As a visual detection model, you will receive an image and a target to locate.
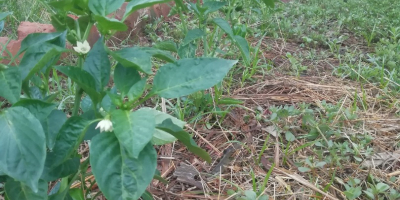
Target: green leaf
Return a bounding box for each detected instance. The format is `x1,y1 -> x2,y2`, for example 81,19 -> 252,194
139,108 -> 186,145
0,12 -> 12,21
45,116 -> 89,168
127,78 -> 147,101
140,47 -> 176,63
154,40 -> 178,52
156,119 -> 211,163
298,167 -> 311,172
111,108 -> 156,158
110,47 -> 153,74
94,15 -> 128,32
0,67 -> 21,104
123,0 -> 172,20
0,107 -> 46,192
376,182 -> 390,192
203,1 -> 227,15
69,188 -> 85,200
88,0 -> 125,16
233,35 -> 250,65
42,110 -> 67,150
178,42 -> 196,58
18,31 -> 65,55
19,43 -> 68,82
151,58 -> 237,98
212,18 -> 234,38
182,28 -> 205,46
90,133 -> 157,200
83,37 -> 111,92
55,66 -> 102,105
285,131 -> 295,142
114,63 -> 141,95
5,179 -> 48,200
262,0 -> 275,8
141,190 -> 154,200
13,99 -> 55,122
41,157 -> 79,182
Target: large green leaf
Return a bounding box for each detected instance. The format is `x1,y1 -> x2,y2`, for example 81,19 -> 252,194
111,108 -> 155,158
19,43 -> 68,82
156,119 -> 211,163
12,99 -> 55,122
137,108 -> 186,145
18,31 -> 65,55
88,0 -> 125,16
0,12 -> 12,21
140,47 -> 176,63
5,179 -> 48,200
41,157 -> 79,182
114,63 -> 141,95
123,0 -> 172,20
110,47 -> 153,74
151,58 -> 237,98
83,37 -> 111,92
182,28 -> 205,46
0,107 -> 46,192
55,66 -> 102,105
45,116 -> 90,168
0,67 -> 21,104
90,133 -> 157,200
94,15 -> 128,32
42,110 -> 67,150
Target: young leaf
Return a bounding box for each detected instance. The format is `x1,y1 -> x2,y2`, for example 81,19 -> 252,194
83,37 -> 111,92
111,108 -> 156,158
233,35 -> 250,65
140,47 -> 176,63
55,66 -> 102,105
12,99 -> 55,122
262,0 -> 275,8
154,40 -> 178,52
114,63 -> 141,95
88,0 -> 125,16
110,47 -> 153,74
182,28 -> 205,46
90,133 -> 157,200
151,58 -> 237,98
45,116 -> 90,168
156,119 -> 211,163
202,1 -> 227,15
0,67 -> 21,104
212,18 -> 234,38
127,78 -> 147,101
123,0 -> 172,20
0,107 -> 46,192
41,110 -> 67,150
94,15 -> 128,32
5,179 -> 48,200
69,188 -> 85,200
141,190 -> 154,200
178,42 -> 197,58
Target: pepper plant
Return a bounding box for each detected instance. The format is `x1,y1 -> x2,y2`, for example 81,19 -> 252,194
0,1 -> 238,199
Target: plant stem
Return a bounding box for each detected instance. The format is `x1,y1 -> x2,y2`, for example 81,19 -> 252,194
72,56 -> 84,116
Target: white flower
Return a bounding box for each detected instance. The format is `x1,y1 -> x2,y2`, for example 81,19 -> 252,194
73,40 -> 90,54
95,119 -> 113,133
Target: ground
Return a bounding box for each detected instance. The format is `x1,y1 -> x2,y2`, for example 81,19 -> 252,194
1,0 -> 400,199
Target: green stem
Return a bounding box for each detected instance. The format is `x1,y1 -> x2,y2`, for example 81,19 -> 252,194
72,56 -> 84,116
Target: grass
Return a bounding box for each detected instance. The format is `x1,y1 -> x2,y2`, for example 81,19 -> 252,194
2,0 -> 400,199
